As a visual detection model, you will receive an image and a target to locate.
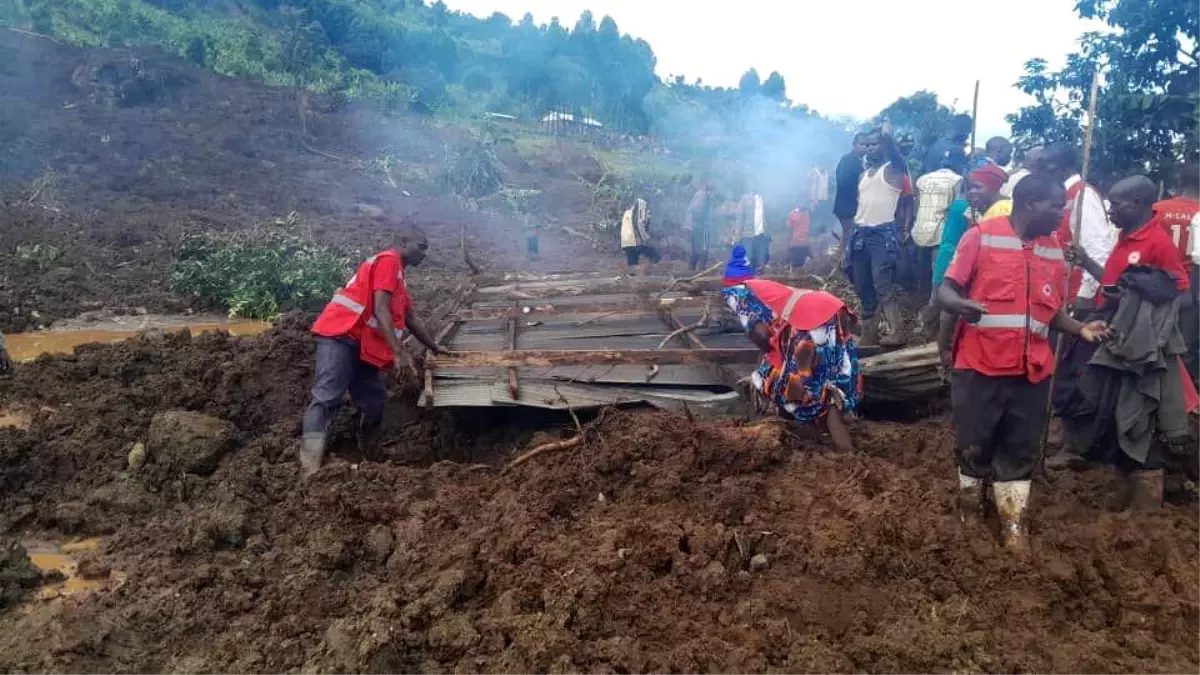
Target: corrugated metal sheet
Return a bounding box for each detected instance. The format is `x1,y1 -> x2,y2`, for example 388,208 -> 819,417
435,365 -> 743,386
430,377 -> 742,415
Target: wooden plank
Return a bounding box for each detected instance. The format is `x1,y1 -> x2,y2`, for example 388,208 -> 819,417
506,302 -> 520,399
435,348 -> 762,368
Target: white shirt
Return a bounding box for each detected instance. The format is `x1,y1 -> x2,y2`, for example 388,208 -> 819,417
1065,175 -> 1113,300
912,169 -> 962,247
753,195 -> 765,236
1000,168 -> 1030,199
855,163 -> 902,227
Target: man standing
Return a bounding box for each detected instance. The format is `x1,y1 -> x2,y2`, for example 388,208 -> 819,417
833,133 -> 868,255
300,225 -> 444,477
787,200 -> 813,273
939,174 -> 1109,552
1041,143 -> 1114,309
1064,175 -> 1191,508
1152,164 -> 1200,378
984,137 -> 1013,168
686,182 -> 715,272
620,197 -> 661,276
923,114 -> 972,176
913,153 -> 967,301
847,129 -> 907,347
1000,146 -> 1044,199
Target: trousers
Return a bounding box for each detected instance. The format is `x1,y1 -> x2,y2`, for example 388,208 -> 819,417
846,224 -> 901,317
951,369 -> 1049,482
689,226 -> 710,271
301,336 -> 386,443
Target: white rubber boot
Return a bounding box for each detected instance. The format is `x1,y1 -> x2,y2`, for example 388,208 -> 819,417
299,432 -> 326,479
993,480 -> 1032,554
957,472 -> 984,524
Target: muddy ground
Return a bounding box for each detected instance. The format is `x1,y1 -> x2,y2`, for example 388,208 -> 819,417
0,27 -> 1197,675
0,317 -> 1196,673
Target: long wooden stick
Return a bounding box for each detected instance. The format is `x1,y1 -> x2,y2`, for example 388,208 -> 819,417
1038,69 -> 1102,469
969,80 -> 980,160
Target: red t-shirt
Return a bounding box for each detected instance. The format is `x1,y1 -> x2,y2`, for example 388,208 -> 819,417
788,209 -> 811,247
1098,220 -> 1190,304
347,252 -> 411,343
1151,196 -> 1199,269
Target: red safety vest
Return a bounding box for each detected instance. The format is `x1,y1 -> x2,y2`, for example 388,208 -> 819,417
1055,179 -> 1089,301
954,218 -> 1066,383
312,250 -> 407,367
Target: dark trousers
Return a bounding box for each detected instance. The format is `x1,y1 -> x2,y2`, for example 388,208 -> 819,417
1181,266 -> 1199,381
915,245 -> 935,300
849,227 -> 898,317
789,245 -> 811,268
951,369 -> 1050,482
302,337 -> 386,442
742,234 -> 771,269
689,227 -> 710,271
624,245 -> 661,266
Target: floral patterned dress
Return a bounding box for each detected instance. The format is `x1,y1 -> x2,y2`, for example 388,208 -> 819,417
722,284 -> 861,422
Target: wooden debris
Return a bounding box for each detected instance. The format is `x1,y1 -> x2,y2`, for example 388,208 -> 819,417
436,348 -> 761,368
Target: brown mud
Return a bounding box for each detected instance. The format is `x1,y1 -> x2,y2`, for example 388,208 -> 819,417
0,28 -> 1196,675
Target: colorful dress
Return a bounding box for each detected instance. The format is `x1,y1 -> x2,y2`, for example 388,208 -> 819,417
722,284 -> 861,422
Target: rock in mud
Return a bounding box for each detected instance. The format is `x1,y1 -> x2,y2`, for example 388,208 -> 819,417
148,410 -> 235,476
76,554 -> 112,580
0,541 -> 46,609
749,553 -> 770,572
127,441 -> 147,472
364,525 -> 394,565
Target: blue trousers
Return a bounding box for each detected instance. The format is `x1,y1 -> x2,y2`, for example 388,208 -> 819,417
301,337 -> 385,441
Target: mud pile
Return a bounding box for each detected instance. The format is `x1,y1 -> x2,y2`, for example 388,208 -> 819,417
0,323 -> 1195,673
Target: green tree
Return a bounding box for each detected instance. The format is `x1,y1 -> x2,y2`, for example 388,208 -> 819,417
1008,0 -> 1198,185
760,71 -> 787,102
738,68 -> 761,96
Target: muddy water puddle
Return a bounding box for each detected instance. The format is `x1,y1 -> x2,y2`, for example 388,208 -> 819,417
7,316 -> 270,361
24,537 -> 126,601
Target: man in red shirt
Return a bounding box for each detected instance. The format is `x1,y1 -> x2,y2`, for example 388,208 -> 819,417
300,225 -> 443,477
1152,164 -> 1199,378
787,202 -> 812,272
1066,175 -> 1190,306
939,174 -> 1109,553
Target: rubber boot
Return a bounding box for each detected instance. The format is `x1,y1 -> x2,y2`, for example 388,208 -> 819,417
957,472 -> 984,525
1128,469 -> 1164,513
859,314 -> 880,347
357,418 -> 383,460
879,299 -> 907,347
299,433 -> 326,479
993,480 -> 1032,554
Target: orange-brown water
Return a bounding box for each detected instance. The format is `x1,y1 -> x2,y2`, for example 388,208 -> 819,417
6,320 -> 270,361
25,537 -> 126,600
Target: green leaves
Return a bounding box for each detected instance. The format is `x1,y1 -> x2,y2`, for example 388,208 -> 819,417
170,217 -> 351,320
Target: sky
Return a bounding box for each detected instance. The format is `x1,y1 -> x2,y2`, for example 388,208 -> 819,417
444,0 -> 1104,140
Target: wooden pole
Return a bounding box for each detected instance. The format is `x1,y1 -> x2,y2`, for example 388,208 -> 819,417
969,80 -> 980,162
1038,69 -> 1102,470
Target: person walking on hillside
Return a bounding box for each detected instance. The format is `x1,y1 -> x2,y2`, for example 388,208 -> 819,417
1042,142 -> 1115,311
299,225 -> 444,478
939,174 -> 1110,552
686,182 -> 715,272
620,197 -> 660,275
787,200 -> 813,273
833,133 -> 868,257
845,129 -> 907,347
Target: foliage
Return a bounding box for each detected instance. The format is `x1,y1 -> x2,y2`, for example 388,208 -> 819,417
170,213 -> 351,319
1007,0 -> 1199,186
15,243 -> 61,271
876,91 -> 958,156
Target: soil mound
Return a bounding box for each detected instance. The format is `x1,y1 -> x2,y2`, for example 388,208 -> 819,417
0,325 -> 1195,673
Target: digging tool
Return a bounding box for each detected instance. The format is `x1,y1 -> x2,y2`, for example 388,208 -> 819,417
1037,69 -> 1102,474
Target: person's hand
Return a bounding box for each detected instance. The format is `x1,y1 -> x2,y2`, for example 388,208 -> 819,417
0,348 -> 11,375
1064,244 -> 1090,268
938,346 -> 954,373
951,299 -> 988,323
1079,320 -> 1113,344
394,351 -> 421,380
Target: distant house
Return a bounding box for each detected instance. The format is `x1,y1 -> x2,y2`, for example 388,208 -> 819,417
540,111 -> 603,136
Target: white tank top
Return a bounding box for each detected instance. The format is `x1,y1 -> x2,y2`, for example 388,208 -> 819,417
854,162 -> 902,227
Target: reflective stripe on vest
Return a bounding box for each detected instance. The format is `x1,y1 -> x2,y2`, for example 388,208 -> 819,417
981,234 -> 1063,262
781,288 -> 805,321
975,314 -> 1049,338
330,292 -> 365,315
366,316 -> 405,339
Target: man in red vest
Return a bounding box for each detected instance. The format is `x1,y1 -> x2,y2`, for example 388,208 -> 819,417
938,174 -> 1110,553
299,225 -> 443,477
1041,143 -> 1113,310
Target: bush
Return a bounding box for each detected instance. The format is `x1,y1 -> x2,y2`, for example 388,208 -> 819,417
170,214 -> 352,319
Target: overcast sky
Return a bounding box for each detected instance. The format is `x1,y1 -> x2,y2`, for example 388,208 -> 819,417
444,0 -> 1103,140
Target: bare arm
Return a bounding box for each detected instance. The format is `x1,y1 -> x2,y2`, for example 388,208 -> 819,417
1049,307 -> 1084,337
405,306 -> 442,354
936,280 -> 986,320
